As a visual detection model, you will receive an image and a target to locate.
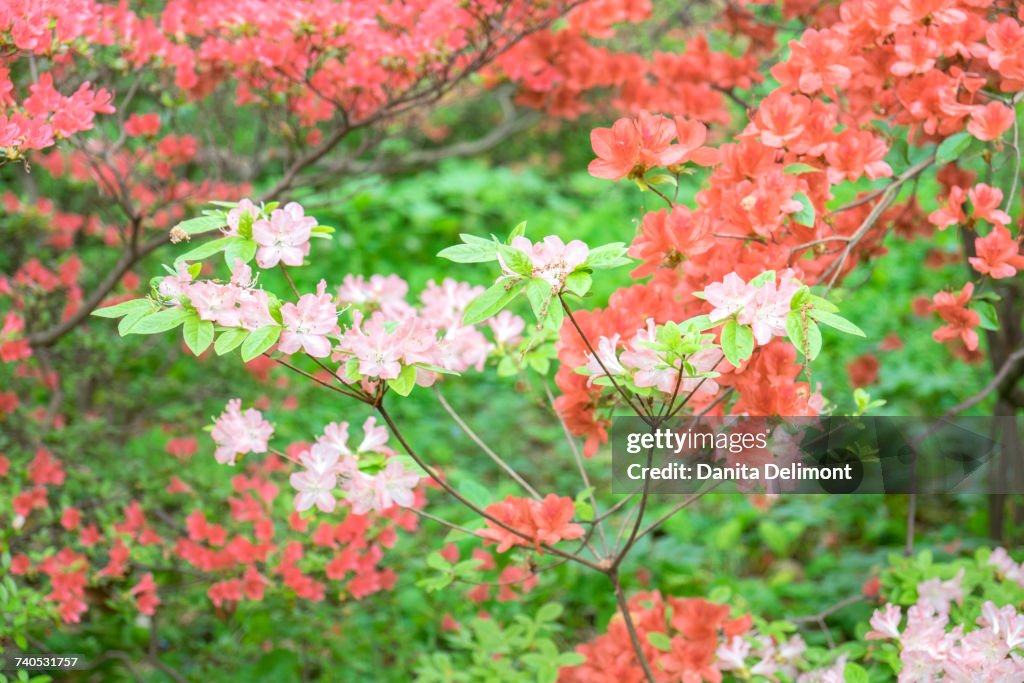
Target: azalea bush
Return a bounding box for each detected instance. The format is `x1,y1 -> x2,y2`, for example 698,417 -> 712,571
3,0 -> 1024,680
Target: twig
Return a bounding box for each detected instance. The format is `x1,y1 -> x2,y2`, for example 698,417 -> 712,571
434,386 -> 542,501
611,571 -> 657,683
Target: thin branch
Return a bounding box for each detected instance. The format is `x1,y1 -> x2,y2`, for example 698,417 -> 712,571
434,386 -> 542,501
611,571 -> 657,683
559,295 -> 651,421
376,403 -> 605,572
544,382 -> 609,554
941,347 -> 1024,418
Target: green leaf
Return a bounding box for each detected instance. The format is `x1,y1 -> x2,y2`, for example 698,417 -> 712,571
749,270 -> 776,288
126,307 -> 193,335
936,132 -> 971,164
536,604 -> 564,622
214,328 -> 249,356
91,298 -> 151,319
240,325 -> 282,362
558,653 -> 586,667
585,243 -> 631,270
525,277 -> 553,322
387,364 -> 417,397
498,243 -> 533,276
463,280 -> 526,326
720,319 -> 754,366
507,220 -> 527,242
646,173 -> 677,187
224,238 -> 258,267
784,162 -> 821,175
681,314 -> 716,332
974,301 -> 999,331
564,271 -> 592,298
786,311 -> 823,360
808,294 -> 839,312
174,214 -> 225,236
182,315 -> 214,356
646,632 -> 673,652
173,236 -> 236,266
792,192 -> 816,227
809,309 -> 866,337
118,306 -> 151,336
843,663 -> 869,683
459,478 -> 492,509
438,235 -> 499,263
426,552 -> 451,571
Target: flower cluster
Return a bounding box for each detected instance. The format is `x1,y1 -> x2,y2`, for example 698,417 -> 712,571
581,318 -> 721,396
588,111 -> 718,181
561,591 -> 758,683
704,270 -> 804,346
867,579 -> 1024,680
478,494 -> 585,553
288,417 -> 419,517
211,399 -> 275,466
931,282 -> 982,352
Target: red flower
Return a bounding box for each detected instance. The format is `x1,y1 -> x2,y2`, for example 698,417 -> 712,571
932,283 -> 981,351
928,185 -> 967,230
478,494 -> 583,553
969,225 -> 1024,279
847,353 -> 880,388
966,102 -> 1014,141
629,206 -> 713,277
589,117 -> 643,180
967,184 -> 1011,226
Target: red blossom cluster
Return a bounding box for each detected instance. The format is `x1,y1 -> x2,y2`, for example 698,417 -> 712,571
2,434 -> 423,624
553,0 -> 1023,454
478,494 -> 585,553
560,591 -> 753,683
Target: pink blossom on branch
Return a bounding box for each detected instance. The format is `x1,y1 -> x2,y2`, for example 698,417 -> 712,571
279,280 -> 339,358
252,202 -> 316,268
211,399 -> 274,466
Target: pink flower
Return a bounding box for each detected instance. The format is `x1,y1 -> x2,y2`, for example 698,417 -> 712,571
290,468 -> 337,513
979,601 -> 1024,649
344,461 -> 419,514
503,235 -> 589,288
317,422 -> 352,457
866,603 -> 903,640
617,319 -> 720,395
237,289 -> 276,330
211,399 -> 274,466
357,416 -> 391,454
488,311 -> 525,345
252,202 -> 315,268
704,272 -> 755,322
158,264 -> 194,299
188,282 -> 242,327
420,279 -> 485,329
584,333 -> 625,386
916,568 -> 964,615
337,274 -> 412,317
279,280 -> 338,358
738,273 -> 802,345
297,443 -> 343,477
225,199 -> 259,237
